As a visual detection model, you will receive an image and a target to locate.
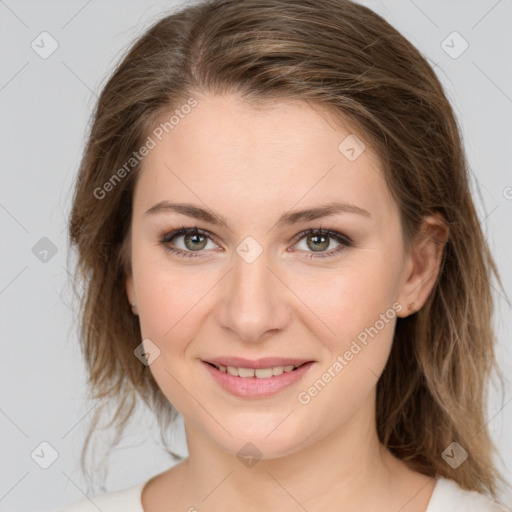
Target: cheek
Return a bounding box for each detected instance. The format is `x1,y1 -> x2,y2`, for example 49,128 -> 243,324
135,266 -> 209,345
133,261 -> 213,417
290,254 -> 402,349
287,256 -> 401,409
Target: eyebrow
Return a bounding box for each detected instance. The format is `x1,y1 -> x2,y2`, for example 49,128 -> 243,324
144,201 -> 371,230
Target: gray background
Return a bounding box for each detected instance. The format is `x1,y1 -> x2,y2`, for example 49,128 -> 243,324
0,1 -> 511,510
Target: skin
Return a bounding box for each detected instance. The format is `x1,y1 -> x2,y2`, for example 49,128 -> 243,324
125,92 -> 448,512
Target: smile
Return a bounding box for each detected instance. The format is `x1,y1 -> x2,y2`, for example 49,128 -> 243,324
201,359 -> 315,398
207,362 -> 302,378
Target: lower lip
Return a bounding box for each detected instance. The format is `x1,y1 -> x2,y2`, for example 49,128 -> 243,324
201,361 -> 315,399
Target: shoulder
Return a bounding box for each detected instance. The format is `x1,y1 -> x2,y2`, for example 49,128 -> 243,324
427,477 -> 506,512
56,481 -> 146,512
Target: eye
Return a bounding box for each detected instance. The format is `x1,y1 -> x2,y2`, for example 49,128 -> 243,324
160,226 -> 219,258
290,228 -> 352,259
159,226 -> 352,259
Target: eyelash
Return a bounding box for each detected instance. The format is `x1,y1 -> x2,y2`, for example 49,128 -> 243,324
159,225 -> 352,260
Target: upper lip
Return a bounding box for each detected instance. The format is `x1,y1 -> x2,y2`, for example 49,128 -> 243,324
202,356 -> 314,369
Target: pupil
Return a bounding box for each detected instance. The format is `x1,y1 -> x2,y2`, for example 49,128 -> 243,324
309,235 -> 328,251
186,233 -> 207,250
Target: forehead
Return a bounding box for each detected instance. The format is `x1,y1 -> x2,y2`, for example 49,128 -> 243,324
134,93 -> 396,225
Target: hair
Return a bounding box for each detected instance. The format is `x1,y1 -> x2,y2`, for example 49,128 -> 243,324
67,0 -> 507,498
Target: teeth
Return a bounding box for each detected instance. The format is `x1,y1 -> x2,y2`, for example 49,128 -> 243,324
227,365 -> 238,376
216,364 -> 301,378
238,367 -> 255,378
255,368 -> 273,378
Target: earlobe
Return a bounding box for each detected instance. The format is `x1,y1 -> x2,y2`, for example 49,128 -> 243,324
396,214 -> 449,318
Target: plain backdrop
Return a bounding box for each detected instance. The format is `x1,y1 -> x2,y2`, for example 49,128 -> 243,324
0,1 -> 511,510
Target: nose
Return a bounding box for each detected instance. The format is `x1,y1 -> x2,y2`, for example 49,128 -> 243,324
214,248 -> 292,343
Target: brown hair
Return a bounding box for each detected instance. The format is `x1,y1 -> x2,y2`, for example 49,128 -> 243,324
67,0 -> 506,497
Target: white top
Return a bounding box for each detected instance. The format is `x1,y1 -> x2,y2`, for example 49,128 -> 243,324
57,476 -> 506,511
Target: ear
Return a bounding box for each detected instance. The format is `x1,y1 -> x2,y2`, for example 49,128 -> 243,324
125,271 -> 136,306
121,229 -> 137,311
396,214 -> 449,318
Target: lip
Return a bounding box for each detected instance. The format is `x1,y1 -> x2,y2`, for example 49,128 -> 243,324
203,356 -> 313,369
201,359 -> 315,399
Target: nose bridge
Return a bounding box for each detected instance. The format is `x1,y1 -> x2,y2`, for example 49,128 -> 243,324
216,240 -> 290,341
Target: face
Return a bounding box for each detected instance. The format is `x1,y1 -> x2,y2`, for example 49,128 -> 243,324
125,93 -> 424,459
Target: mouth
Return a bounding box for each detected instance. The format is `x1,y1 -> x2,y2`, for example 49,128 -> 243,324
204,361 -> 307,378
201,357 -> 315,398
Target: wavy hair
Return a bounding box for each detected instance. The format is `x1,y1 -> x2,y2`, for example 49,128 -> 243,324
67,0 -> 506,497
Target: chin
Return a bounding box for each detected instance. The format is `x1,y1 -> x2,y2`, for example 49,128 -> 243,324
203,414 -> 316,461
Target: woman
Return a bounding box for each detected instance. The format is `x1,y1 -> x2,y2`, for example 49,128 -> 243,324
62,0 -> 508,510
